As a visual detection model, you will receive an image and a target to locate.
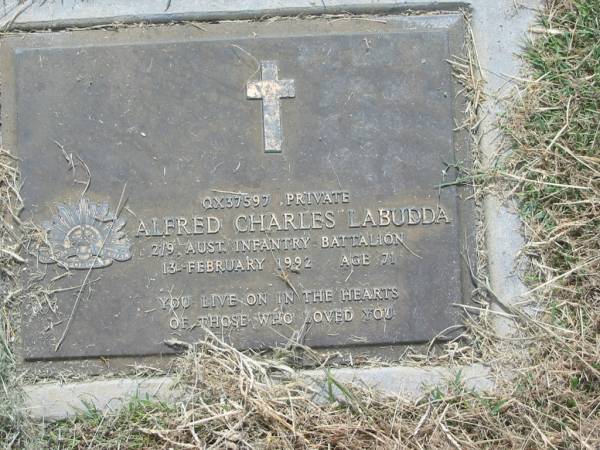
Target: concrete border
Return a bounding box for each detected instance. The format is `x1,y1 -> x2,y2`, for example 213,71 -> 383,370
470,0 -> 539,335
22,365 -> 494,420
5,0 -> 539,421
23,376 -> 177,422
304,364 -> 495,400
0,1 -> 469,30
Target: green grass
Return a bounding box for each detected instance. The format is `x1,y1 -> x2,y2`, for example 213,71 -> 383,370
506,0 -> 599,280
0,332 -> 18,447
0,328 -> 36,450
44,396 -> 177,449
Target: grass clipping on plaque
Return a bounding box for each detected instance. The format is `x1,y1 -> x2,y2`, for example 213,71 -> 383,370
4,1 -> 600,448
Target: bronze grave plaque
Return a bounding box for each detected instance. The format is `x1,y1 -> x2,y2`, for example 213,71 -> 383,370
1,14 -> 473,366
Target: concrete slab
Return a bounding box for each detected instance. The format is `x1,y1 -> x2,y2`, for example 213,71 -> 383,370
304,364 -> 494,400
4,14 -> 472,364
5,0 -> 541,421
22,365 -> 493,421
0,1 -> 468,30
22,376 -> 177,422
470,0 -> 540,334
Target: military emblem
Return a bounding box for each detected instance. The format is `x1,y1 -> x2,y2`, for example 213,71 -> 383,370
38,198 -> 132,269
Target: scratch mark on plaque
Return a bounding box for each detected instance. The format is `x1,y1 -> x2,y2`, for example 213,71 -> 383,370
437,164 -> 451,207
145,275 -> 153,289
124,206 -> 138,219
331,16 -> 387,24
233,161 -> 241,173
211,189 -> 248,195
327,152 -> 342,189
399,237 -> 422,259
175,237 -> 184,251
45,320 -> 64,332
345,266 -> 354,283
344,91 -> 354,106
230,44 -> 260,75
211,161 -> 224,173
186,22 -> 207,32
54,140 -> 72,166
146,57 -> 154,73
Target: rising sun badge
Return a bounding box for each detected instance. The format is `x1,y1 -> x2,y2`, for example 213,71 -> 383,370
38,198 -> 132,269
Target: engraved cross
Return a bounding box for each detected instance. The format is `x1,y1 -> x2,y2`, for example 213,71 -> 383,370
247,61 -> 295,153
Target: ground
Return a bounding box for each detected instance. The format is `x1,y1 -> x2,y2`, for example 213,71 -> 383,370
1,0 -> 599,448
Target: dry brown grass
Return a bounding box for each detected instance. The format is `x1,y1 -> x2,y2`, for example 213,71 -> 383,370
38,333 -> 532,449
0,140 -> 37,448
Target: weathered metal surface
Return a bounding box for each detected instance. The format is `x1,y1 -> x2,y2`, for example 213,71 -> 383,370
1,15 -> 471,367
247,60 -> 296,153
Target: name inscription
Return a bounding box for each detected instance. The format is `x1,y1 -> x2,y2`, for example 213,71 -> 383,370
131,189 -> 451,337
